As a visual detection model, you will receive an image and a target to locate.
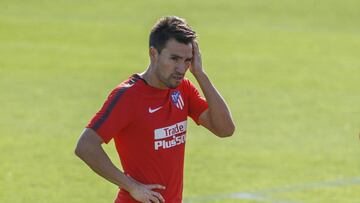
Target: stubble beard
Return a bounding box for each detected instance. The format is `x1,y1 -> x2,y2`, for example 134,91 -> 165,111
155,68 -> 180,89
163,76 -> 179,89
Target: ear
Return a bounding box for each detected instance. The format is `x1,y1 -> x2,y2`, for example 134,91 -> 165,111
149,47 -> 159,63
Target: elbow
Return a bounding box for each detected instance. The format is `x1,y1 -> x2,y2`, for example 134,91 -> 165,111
74,141 -> 86,159
75,144 -> 89,163
74,144 -> 82,158
215,123 -> 235,138
74,128 -> 103,160
217,130 -> 235,138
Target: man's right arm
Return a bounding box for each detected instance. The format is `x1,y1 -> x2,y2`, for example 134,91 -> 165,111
74,128 -> 165,203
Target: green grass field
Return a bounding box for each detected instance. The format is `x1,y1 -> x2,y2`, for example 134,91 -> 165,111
1,0 -> 359,202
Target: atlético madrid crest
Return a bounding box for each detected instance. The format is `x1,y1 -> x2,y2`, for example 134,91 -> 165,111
171,91 -> 184,110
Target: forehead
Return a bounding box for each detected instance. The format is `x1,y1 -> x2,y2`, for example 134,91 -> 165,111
162,38 -> 193,58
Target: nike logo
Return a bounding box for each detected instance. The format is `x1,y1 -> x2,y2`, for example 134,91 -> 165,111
149,106 -> 163,113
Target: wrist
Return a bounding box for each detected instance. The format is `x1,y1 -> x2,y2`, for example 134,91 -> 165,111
120,174 -> 139,193
127,181 -> 138,194
191,68 -> 206,79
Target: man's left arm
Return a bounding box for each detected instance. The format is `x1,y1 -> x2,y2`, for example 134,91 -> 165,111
191,41 -> 235,137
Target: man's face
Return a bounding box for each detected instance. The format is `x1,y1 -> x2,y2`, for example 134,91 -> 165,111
153,38 -> 193,89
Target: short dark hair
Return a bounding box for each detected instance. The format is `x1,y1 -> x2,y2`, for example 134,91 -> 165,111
149,16 -> 197,53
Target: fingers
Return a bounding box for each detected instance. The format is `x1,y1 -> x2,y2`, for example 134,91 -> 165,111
152,191 -> 165,203
192,40 -> 199,51
147,184 -> 166,190
146,184 -> 165,203
130,183 -> 166,203
192,41 -> 201,58
148,195 -> 160,203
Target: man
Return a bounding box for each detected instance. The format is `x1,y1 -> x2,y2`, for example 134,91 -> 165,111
75,16 -> 235,203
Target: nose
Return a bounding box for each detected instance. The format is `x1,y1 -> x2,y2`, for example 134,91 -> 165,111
175,62 -> 188,74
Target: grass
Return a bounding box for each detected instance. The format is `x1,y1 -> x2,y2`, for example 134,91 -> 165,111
1,0 -> 359,202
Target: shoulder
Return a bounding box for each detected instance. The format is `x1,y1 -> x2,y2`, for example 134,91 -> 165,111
106,74 -> 142,104
114,74 -> 142,93
180,78 -> 196,89
179,78 -> 199,94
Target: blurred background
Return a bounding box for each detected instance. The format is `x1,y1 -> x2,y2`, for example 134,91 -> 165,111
1,0 -> 359,202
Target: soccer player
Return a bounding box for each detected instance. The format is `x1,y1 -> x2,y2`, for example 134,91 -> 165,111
75,16 -> 235,203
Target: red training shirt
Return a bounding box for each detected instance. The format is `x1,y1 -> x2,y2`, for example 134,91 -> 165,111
87,74 -> 208,203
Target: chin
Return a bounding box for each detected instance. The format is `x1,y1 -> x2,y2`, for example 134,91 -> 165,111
166,82 -> 180,89
167,84 -> 179,89
164,77 -> 182,89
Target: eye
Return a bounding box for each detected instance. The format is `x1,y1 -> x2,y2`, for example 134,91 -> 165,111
171,57 -> 179,61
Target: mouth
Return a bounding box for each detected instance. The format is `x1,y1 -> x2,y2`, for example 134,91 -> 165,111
172,74 -> 184,81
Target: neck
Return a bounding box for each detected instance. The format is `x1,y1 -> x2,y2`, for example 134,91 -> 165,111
140,65 -> 168,89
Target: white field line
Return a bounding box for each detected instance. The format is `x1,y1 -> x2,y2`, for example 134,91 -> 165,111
256,177 -> 360,194
184,177 -> 360,203
184,192 -> 300,203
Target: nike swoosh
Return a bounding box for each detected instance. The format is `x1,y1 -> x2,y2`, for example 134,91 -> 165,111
149,106 -> 163,113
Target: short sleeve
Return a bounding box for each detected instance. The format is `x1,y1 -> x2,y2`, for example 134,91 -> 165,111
86,86 -> 134,143
186,79 -> 208,125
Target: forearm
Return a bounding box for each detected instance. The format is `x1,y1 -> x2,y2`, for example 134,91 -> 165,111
75,133 -> 135,192
194,70 -> 235,136
75,129 -> 166,203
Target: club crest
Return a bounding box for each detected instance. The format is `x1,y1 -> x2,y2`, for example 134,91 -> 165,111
171,91 -> 184,110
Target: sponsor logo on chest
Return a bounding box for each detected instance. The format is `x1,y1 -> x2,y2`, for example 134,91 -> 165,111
154,121 -> 187,150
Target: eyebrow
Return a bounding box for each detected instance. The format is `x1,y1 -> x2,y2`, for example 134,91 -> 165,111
170,54 -> 193,61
